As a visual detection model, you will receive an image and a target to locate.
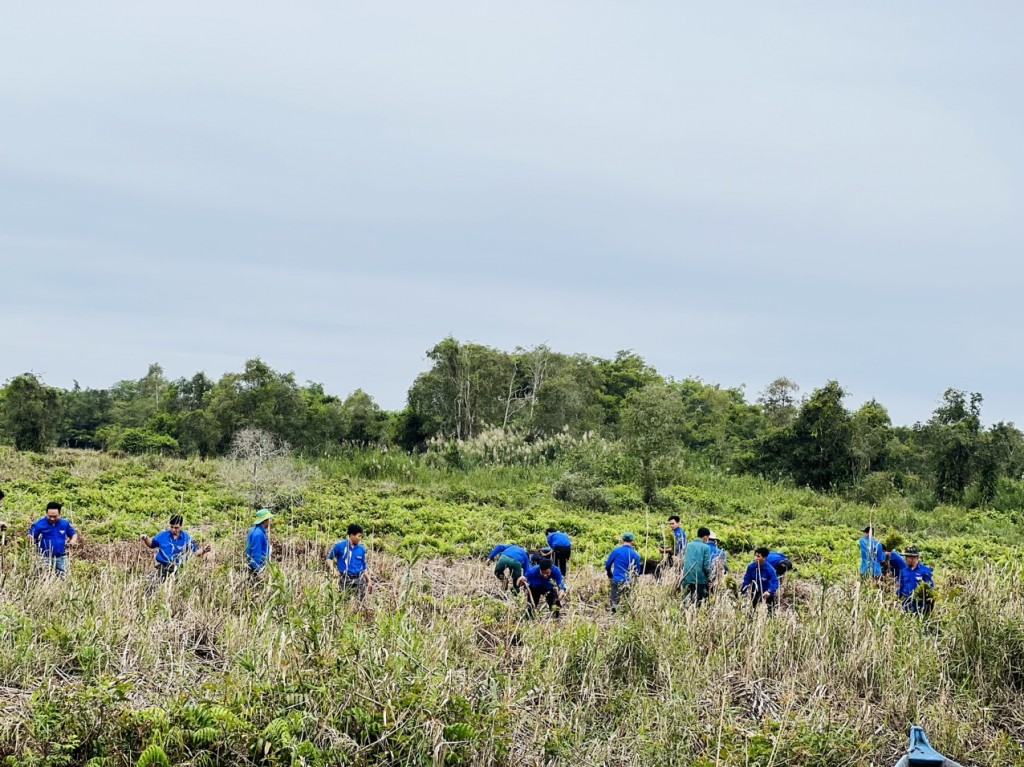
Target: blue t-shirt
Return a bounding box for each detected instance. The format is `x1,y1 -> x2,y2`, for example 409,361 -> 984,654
150,530 -> 198,565
490,544 -> 530,570
605,545 -> 642,583
245,525 -> 270,570
329,540 -> 368,576
522,564 -> 566,592
859,536 -> 884,576
29,518 -> 77,557
546,532 -> 572,549
898,562 -> 934,599
709,542 -> 728,570
742,561 -> 780,596
672,527 -> 687,556
766,551 -> 787,569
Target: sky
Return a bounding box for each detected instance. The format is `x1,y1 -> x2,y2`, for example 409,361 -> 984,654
2,2 -> 1022,427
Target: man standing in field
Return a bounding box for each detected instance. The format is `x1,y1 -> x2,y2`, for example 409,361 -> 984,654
328,523 -> 373,600
517,558 -> 567,619
545,527 -> 572,576
707,531 -> 728,586
898,546 -> 935,615
668,516 -> 687,562
29,502 -> 78,579
487,543 -> 531,594
859,526 -> 884,578
605,532 -> 642,613
140,514 -> 211,580
741,547 -> 780,613
680,527 -> 713,606
245,508 -> 273,578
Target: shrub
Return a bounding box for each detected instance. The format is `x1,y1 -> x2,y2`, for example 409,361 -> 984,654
552,472 -> 611,512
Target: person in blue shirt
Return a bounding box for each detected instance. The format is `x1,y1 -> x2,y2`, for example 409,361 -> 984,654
766,550 -> 793,578
328,523 -> 373,600
545,527 -> 573,575
516,559 -> 567,619
140,514 -> 211,581
859,526 -> 884,578
668,516 -> 687,563
898,546 -> 934,615
882,545 -> 907,586
605,532 -> 643,613
488,544 -> 531,594
29,502 -> 79,579
245,508 -> 274,578
707,531 -> 728,587
741,547 -> 780,613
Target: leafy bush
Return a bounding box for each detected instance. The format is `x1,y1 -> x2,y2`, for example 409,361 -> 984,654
552,472 -> 611,512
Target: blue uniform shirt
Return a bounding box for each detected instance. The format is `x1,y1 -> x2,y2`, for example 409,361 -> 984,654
245,524 -> 270,571
859,536 -> 884,576
150,530 -> 198,565
742,561 -> 780,596
29,518 -> 77,557
887,551 -> 907,579
546,531 -> 572,549
710,542 -> 728,571
766,551 -> 786,568
672,526 -> 687,556
898,562 -> 934,599
605,545 -> 642,583
522,564 -> 566,592
489,544 -> 530,570
329,540 -> 368,576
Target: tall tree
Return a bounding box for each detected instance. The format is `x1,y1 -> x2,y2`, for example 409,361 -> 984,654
620,383 -> 687,503
0,374 -> 61,452
787,381 -> 853,491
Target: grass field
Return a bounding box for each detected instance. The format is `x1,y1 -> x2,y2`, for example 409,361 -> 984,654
0,447 -> 1022,766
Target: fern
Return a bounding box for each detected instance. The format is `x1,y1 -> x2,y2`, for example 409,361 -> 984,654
136,744 -> 171,767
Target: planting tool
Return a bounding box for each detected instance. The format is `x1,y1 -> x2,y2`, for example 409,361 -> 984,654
893,726 -> 962,767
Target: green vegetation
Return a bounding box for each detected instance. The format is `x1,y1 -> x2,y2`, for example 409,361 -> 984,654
0,446 -> 1022,764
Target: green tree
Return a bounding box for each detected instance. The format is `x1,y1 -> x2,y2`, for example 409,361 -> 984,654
57,383 -> 113,448
595,351 -> 663,429
850,400 -> 893,484
339,389 -> 388,444
787,381 -> 853,491
619,383 -> 687,503
757,377 -> 801,428
929,389 -> 983,504
0,374 -> 61,452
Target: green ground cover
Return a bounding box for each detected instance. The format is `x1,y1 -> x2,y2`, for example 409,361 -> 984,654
0,448 -> 1022,765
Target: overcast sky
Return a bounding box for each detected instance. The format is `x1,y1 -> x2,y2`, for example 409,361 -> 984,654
2,3 -> 1021,426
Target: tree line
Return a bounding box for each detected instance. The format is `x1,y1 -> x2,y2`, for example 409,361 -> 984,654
2,337 -> 1022,508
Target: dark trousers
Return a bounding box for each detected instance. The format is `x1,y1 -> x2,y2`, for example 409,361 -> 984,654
156,562 -> 179,581
339,573 -> 368,600
552,546 -> 571,576
773,559 -> 794,577
751,591 -> 776,613
610,580 -> 630,613
526,586 -> 560,616
685,582 -> 709,607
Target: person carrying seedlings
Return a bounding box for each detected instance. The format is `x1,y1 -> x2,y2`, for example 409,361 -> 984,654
859,526 -> 884,578
881,544 -> 907,584
245,508 -> 274,578
605,532 -> 642,613
545,527 -> 572,575
680,527 -> 713,606
766,550 -> 794,578
741,547 -> 780,613
898,546 -> 935,615
517,558 -> 567,619
140,514 -> 211,581
28,502 -> 79,579
707,531 -> 728,585
328,523 -> 373,600
668,516 -> 687,561
487,543 -> 531,594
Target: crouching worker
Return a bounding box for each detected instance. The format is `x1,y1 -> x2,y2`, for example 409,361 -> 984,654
517,559 -> 567,619
488,544 -> 531,594
898,546 -> 934,615
741,548 -> 780,613
328,523 -> 373,600
606,532 -> 642,613
140,514 -> 211,581
766,550 -> 794,578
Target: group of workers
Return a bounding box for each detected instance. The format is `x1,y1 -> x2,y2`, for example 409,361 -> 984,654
0,489 -> 935,616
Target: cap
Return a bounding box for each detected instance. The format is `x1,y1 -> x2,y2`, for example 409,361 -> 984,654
904,546 -> 921,557
708,531 -> 718,541
254,508 -> 274,523
622,532 -> 636,542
